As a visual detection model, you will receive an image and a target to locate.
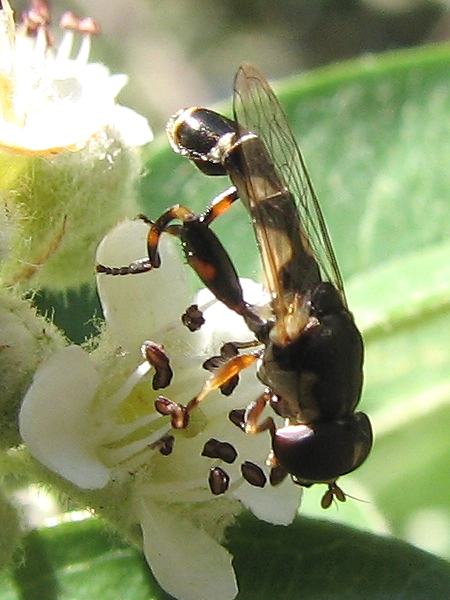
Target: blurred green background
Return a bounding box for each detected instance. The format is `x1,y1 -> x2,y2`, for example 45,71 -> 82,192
13,0 -> 450,128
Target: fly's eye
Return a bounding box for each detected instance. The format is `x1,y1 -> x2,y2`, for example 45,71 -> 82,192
272,412 -> 372,483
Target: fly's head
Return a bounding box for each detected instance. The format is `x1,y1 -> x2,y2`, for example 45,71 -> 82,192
167,107 -> 239,176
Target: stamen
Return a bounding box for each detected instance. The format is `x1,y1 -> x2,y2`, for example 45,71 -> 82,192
181,304 -> 205,332
150,434 -> 174,456
59,11 -> 99,66
228,408 -> 246,430
99,360 -> 152,414
59,11 -> 79,31
55,29 -> 73,62
155,396 -> 189,429
75,33 -> 91,66
22,0 -> 51,37
241,461 -> 267,488
78,17 -> 100,36
269,464 -> 288,486
100,424 -> 172,466
95,409 -> 162,445
208,467 -> 230,495
33,22 -> 48,66
201,438 -> 237,464
202,342 -> 242,396
141,341 -> 173,390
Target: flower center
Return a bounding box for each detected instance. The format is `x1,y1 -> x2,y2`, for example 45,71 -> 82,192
91,361 -> 167,468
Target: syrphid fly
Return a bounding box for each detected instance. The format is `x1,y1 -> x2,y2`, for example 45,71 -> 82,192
97,64 -> 372,508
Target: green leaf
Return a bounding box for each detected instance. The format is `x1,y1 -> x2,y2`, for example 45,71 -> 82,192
229,514 -> 450,599
3,519 -> 171,600
2,516 -> 450,600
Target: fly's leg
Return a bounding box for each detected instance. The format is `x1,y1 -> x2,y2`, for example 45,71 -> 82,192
186,352 -> 259,413
203,340 -> 263,396
96,187 -> 265,331
200,186 -> 240,224
95,186 -> 239,279
230,390 -> 289,486
243,390 -> 276,436
145,186 -> 239,267
154,351 -> 260,429
96,257 -> 153,276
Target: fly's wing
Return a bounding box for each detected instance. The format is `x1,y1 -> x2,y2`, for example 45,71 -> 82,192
232,63 -> 346,312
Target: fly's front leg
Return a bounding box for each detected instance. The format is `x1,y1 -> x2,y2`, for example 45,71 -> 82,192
145,186 -> 238,268
96,188 -> 266,335
95,208 -> 192,275
145,205 -> 195,268
97,188 -> 257,318
199,186 -> 239,225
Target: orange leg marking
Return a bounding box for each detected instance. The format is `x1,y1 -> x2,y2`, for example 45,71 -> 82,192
186,353 -> 258,413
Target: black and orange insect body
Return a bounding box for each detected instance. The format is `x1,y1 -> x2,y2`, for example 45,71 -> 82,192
166,64 -> 372,507
97,64 -> 372,507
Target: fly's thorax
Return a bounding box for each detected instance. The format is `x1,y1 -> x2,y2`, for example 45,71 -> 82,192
310,281 -> 345,316
225,135 -> 289,212
269,292 -> 315,347
256,336 -> 322,424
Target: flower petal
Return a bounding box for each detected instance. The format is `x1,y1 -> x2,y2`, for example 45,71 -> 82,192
232,475 -> 302,526
19,346 -> 110,489
96,220 -> 191,352
199,396 -> 302,525
192,279 -> 270,357
110,105 -> 154,146
139,499 -> 238,600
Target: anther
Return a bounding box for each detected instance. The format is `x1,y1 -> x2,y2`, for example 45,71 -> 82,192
269,464 -> 288,486
228,409 -> 246,430
142,341 -> 173,390
208,467 -> 230,495
150,434 -> 174,456
154,396 -> 189,429
181,304 -> 205,332
22,0 -> 51,40
203,343 -> 240,396
60,12 -> 100,35
201,438 -> 237,464
241,461 -> 267,488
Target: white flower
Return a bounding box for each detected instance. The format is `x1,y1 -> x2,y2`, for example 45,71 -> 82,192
0,0 -> 152,155
19,219 -> 302,600
0,1 -> 153,289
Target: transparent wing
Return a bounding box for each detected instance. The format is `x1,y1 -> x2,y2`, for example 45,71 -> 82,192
232,63 -> 346,309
